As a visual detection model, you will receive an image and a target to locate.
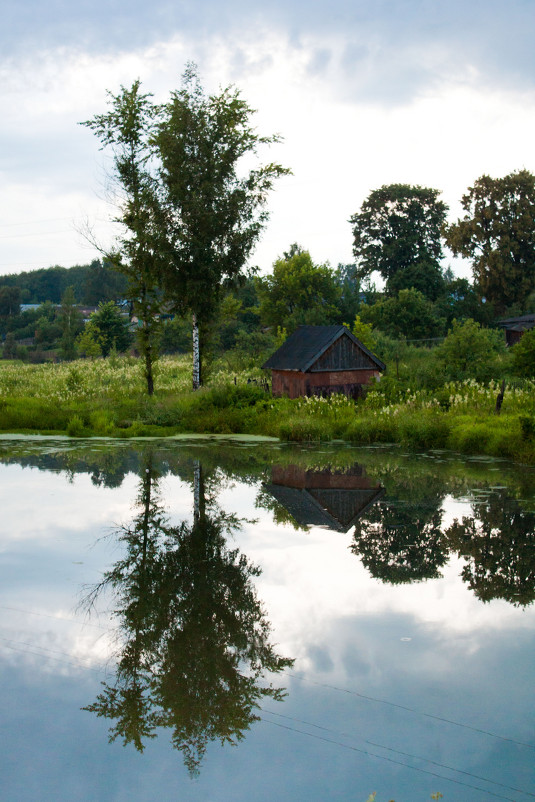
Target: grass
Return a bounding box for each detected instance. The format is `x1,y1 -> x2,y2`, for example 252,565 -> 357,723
0,355 -> 534,462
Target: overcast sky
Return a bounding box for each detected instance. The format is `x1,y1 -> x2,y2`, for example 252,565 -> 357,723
2,0 -> 535,280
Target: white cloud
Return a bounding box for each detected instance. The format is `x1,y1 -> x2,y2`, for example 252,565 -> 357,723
1,25 -> 535,277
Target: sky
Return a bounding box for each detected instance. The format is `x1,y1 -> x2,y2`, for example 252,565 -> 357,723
2,0 -> 535,281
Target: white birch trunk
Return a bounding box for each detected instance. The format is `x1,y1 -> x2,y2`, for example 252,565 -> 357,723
193,460 -> 201,524
192,312 -> 200,390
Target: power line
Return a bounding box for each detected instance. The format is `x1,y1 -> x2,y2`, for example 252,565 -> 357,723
0,604 -> 108,630
285,671 -> 535,751
260,717 -> 519,802
262,708 -> 535,799
0,637 -> 107,674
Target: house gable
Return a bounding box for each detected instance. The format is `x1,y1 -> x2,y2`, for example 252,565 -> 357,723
262,325 -> 385,373
308,332 -> 379,372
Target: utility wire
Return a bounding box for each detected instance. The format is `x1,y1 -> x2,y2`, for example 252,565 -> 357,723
0,637 -> 106,674
286,671 -> 535,751
0,605 -> 108,629
262,708 -> 535,799
260,717 -> 519,802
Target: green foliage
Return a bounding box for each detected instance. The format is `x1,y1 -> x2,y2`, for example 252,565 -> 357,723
256,248 -> 342,332
444,169 -> 535,313
519,414 -> 535,440
0,260 -> 127,306
278,418 -> 330,442
352,314 -> 377,351
89,302 -> 132,356
67,414 -> 86,437
0,285 -> 21,316
435,277 -> 492,327
432,318 -> 505,381
360,288 -> 444,340
511,328 -> 535,377
59,285 -> 83,360
0,355 -> 534,462
350,183 -> 448,298
76,324 -> 103,358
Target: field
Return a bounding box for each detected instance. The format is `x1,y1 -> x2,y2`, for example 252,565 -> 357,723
1,354 -> 535,462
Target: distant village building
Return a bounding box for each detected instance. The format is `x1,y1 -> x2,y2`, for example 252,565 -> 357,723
497,314 -> 535,346
262,324 -> 386,399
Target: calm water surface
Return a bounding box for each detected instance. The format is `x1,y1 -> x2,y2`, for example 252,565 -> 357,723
0,437 -> 534,802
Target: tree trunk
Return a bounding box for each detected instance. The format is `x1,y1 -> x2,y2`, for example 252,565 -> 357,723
192,312 -> 201,390
193,460 -> 205,524
495,379 -> 506,414
145,345 -> 154,396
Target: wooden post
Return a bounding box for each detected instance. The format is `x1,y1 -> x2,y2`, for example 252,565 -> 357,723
495,379 -> 506,415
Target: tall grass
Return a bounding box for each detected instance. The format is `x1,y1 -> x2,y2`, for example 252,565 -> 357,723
0,356 -> 534,462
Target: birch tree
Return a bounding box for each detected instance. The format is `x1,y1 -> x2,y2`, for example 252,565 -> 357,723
81,82 -> 163,395
155,64 -> 290,389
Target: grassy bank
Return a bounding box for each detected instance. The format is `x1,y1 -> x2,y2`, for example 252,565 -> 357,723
1,355 -> 534,462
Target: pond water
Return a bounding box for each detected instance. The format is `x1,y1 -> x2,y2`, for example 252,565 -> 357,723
0,437 -> 534,802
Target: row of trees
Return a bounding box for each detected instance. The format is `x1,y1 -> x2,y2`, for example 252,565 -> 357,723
0,260 -> 127,306
350,172 -> 535,315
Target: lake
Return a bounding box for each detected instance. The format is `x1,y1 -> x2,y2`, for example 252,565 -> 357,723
0,436 -> 534,802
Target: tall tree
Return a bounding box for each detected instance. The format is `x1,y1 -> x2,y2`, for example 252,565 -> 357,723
89,300 -> 132,356
59,285 -> 82,360
256,248 -> 342,333
154,64 -> 290,389
444,170 -> 535,314
0,286 -> 21,317
350,184 -> 448,299
359,287 -> 444,340
82,82 -> 163,394
83,451 -> 293,774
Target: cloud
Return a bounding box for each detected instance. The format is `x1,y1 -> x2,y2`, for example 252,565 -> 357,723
4,0 -> 535,101
2,3 -> 535,276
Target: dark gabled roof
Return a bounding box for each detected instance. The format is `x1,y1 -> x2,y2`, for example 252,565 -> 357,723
263,483 -> 385,533
497,313 -> 535,329
261,325 -> 386,371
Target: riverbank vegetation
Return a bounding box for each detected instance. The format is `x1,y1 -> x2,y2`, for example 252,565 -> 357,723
1,342 -> 534,462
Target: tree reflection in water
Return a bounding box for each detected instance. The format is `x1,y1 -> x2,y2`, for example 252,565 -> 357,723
83,450 -> 293,775
446,488 -> 535,606
351,501 -> 449,584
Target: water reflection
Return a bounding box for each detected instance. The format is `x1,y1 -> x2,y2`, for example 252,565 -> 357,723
446,488 -> 535,606
82,449 -> 293,775
259,463 -> 384,532
352,501 -> 449,584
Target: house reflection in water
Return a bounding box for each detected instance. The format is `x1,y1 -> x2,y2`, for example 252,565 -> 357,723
263,464 -> 384,533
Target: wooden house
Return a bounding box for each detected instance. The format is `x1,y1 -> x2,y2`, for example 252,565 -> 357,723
497,313 -> 535,346
263,463 -> 385,533
262,324 -> 385,399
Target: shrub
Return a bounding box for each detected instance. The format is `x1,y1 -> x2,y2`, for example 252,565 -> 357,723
433,319 -> 505,382
399,411 -> 451,449
278,418 -> 330,441
511,329 -> 535,377
67,415 -> 85,437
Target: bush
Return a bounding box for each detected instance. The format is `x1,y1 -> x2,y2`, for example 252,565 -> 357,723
399,411 -> 451,449
278,418 -> 330,441
511,329 -> 535,377
67,415 -> 85,437
433,319 -> 505,382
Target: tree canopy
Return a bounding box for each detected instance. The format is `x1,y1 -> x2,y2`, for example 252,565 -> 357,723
359,287 -> 443,340
83,64 -> 289,391
256,247 -> 342,333
154,64 -> 290,388
350,184 -> 448,298
444,169 -> 535,314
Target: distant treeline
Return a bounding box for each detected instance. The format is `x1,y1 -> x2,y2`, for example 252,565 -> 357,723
0,259 -> 128,305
